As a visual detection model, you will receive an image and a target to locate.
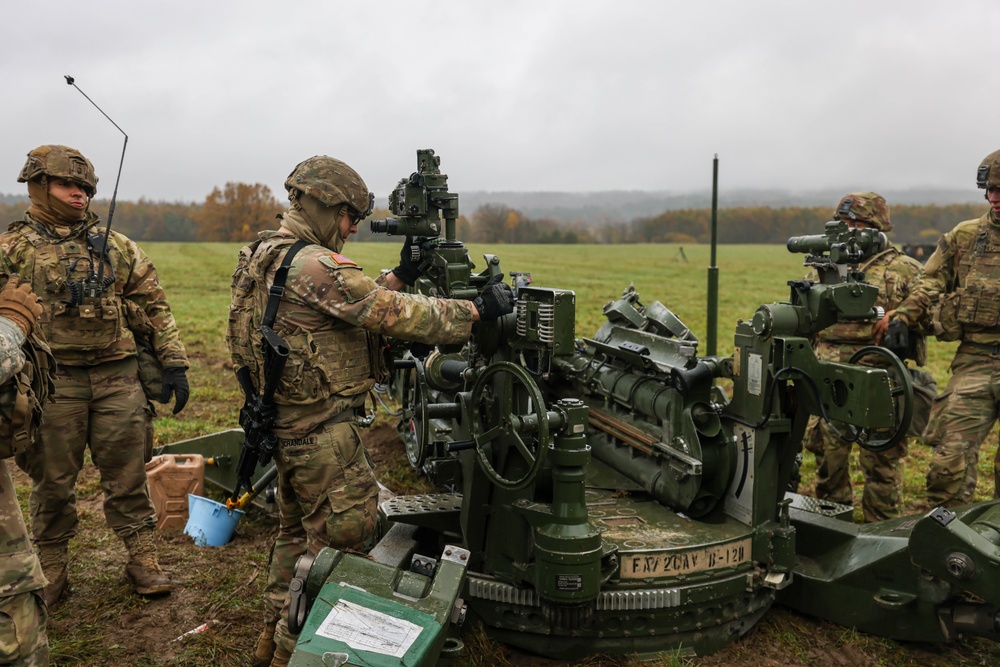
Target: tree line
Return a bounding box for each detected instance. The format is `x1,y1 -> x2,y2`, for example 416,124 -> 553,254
0,184 -> 988,245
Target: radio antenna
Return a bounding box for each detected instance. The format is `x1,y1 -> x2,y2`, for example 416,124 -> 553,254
63,75 -> 127,291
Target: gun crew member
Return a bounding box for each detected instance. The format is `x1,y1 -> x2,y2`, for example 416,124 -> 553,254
887,149 -> 1000,507
805,192 -> 935,521
0,275 -> 51,667
228,156 -> 513,667
0,145 -> 190,606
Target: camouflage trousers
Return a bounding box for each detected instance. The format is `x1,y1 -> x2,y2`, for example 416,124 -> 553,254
805,416 -> 908,522
16,357 -> 157,545
0,460 -> 48,666
265,419 -> 378,658
0,592 -> 48,666
923,351 -> 1000,507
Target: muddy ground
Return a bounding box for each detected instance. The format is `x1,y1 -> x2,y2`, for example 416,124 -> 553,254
16,423 -> 997,667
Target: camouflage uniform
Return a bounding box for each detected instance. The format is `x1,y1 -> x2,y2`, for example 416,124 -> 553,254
0,312 -> 50,666
895,210 -> 1000,506
0,459 -> 48,667
1,145 -> 189,603
230,229 -> 475,661
805,247 -> 925,521
804,193 -> 931,522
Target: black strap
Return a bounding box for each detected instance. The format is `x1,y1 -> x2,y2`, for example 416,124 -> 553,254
262,240 -> 309,329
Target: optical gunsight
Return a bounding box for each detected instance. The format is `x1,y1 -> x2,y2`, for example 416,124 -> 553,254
787,220 -> 887,264
369,148 -> 458,239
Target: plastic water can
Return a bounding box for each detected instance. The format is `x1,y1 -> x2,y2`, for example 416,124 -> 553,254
146,454 -> 205,531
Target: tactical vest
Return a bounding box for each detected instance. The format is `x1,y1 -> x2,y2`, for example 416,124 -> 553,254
0,332 -> 55,460
13,224 -> 123,352
228,236 -> 374,410
953,217 -> 1000,330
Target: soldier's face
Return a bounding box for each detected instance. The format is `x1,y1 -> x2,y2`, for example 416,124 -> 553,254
48,178 -> 88,209
337,210 -> 359,243
986,187 -> 1000,216
844,220 -> 871,230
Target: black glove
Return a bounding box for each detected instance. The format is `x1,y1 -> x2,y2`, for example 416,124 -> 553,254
392,236 -> 423,286
472,274 -> 514,321
160,367 -> 190,414
883,318 -> 912,361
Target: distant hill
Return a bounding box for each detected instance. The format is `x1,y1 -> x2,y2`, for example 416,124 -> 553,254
1,188 -> 984,226
459,188 -> 983,225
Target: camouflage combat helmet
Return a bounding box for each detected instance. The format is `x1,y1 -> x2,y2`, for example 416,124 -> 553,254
976,149 -> 1000,189
833,192 -> 891,232
17,145 -> 98,196
284,156 -> 374,220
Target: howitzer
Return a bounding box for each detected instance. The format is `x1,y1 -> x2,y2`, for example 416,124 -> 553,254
228,325 -> 289,510
278,153 -> 928,666
163,153 -> 1000,664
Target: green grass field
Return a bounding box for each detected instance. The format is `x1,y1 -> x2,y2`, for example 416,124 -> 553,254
150,239 -> 988,516
23,240 -> 1000,666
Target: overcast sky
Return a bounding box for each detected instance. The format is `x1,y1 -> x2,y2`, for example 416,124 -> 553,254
1,1 -> 997,204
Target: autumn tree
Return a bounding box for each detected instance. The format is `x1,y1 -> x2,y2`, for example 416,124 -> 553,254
192,182 -> 284,242
469,203 -> 514,243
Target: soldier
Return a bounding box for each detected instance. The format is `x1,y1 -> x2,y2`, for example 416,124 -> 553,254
0,275 -> 51,667
228,156 -> 513,667
0,145 -> 190,606
889,149 -> 1000,507
804,192 -> 935,522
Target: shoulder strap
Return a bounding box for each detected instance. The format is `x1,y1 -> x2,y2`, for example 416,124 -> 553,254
262,240 -> 309,328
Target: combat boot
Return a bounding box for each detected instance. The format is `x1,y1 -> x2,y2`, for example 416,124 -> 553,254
252,621 -> 277,667
37,542 -> 69,607
269,644 -> 292,667
122,528 -> 172,596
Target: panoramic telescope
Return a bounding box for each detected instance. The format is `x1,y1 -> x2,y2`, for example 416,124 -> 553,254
163,150 -> 1000,665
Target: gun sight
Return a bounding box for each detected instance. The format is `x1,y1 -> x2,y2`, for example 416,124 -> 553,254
370,216 -> 441,237
369,148 -> 458,240
786,220 -> 887,264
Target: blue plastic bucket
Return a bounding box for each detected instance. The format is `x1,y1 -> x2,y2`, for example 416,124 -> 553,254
184,494 -> 245,547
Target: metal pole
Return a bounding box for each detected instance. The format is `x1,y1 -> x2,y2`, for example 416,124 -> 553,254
707,155 -> 720,356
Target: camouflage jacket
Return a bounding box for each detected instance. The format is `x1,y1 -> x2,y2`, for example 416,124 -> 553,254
0,320 -> 45,596
895,211 -> 1000,345
228,231 -> 474,438
0,213 -> 188,368
814,245 -> 925,361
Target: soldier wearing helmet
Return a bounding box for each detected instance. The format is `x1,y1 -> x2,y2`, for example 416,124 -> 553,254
228,155 -> 513,667
0,145 -> 190,606
889,150 -> 1000,507
803,192 -> 933,522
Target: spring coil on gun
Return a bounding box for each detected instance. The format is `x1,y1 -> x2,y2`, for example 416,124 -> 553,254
536,303 -> 555,344
515,299 -> 527,337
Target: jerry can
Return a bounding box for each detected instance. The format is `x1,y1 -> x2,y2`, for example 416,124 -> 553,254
146,453 -> 206,530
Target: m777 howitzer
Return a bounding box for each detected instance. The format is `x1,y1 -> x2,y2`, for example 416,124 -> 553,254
272,156 -> 1000,666
160,152 -> 1000,665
